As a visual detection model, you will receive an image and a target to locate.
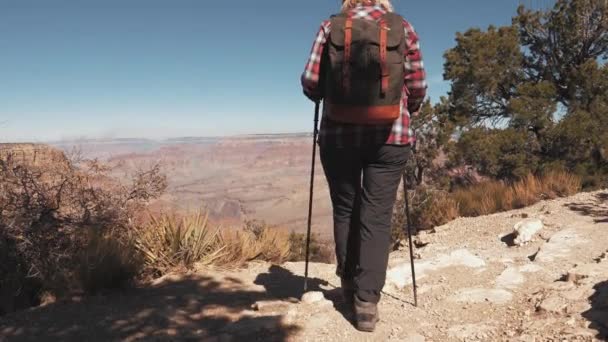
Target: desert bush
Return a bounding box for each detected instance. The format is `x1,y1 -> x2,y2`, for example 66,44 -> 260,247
0,148 -> 166,312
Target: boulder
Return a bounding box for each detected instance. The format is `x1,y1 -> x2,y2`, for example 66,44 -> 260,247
301,291 -> 325,304
534,229 -> 582,263
513,218 -> 544,246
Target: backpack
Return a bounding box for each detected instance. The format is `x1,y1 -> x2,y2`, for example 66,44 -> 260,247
323,12 -> 406,125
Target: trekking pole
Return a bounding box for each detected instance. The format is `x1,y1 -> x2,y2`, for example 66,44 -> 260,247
403,172 -> 418,307
304,100 -> 321,293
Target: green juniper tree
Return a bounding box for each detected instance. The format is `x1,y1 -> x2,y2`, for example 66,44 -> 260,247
443,0 -> 608,185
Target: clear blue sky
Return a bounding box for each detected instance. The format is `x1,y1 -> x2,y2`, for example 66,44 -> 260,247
0,0 -> 531,142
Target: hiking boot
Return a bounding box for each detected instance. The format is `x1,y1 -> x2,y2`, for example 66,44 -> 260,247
341,278 -> 355,304
354,295 -> 379,332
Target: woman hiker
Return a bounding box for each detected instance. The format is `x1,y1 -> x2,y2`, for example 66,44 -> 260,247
301,0 -> 427,332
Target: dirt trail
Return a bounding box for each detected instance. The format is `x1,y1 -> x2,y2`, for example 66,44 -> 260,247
2,191 -> 608,341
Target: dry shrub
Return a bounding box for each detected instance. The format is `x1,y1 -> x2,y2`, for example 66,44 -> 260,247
77,231 -> 142,294
252,228 -> 291,264
392,187 -> 460,241
540,170 -> 582,198
287,232 -> 334,264
137,213 -> 294,275
0,227 -> 42,315
0,146 -> 166,313
219,230 -> 258,266
415,191 -> 459,230
221,226 -> 292,265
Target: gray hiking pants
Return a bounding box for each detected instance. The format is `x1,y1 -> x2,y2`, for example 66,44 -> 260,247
320,144 -> 411,303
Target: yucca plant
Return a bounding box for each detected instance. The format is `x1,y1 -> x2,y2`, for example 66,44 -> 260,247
136,211 -> 227,274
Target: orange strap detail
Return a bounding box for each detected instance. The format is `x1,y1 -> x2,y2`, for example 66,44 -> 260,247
379,18 -> 389,95
343,17 -> 353,96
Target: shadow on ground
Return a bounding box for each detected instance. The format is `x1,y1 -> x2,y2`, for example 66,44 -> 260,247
255,265 -> 355,326
566,192 -> 608,223
583,280 -> 608,341
500,232 -> 517,247
0,266 -> 326,342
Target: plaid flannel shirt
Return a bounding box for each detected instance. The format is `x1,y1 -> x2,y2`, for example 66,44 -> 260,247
301,4 -> 427,147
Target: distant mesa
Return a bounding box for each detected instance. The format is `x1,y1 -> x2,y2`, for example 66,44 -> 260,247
0,143 -> 69,169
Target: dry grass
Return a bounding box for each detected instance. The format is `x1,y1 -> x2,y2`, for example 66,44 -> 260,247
220,227 -> 291,266
540,170 -> 582,198
452,171 -> 581,218
511,174 -> 542,208
452,181 -> 512,217
429,195 -> 460,225
414,191 -> 460,230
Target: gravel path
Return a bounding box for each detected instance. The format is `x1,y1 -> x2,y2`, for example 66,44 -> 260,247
2,191 -> 608,342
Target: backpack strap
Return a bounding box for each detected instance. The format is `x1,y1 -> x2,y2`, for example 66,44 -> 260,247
379,16 -> 389,96
343,14 -> 353,96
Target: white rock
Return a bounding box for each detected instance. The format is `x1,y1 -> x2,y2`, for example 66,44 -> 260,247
535,229 -> 583,262
495,267 -> 525,289
513,218 -> 544,246
566,262 -> 608,283
301,291 -> 325,304
386,249 -> 486,289
537,295 -> 567,314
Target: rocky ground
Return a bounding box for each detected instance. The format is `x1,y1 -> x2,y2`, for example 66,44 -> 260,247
1,191 -> 608,341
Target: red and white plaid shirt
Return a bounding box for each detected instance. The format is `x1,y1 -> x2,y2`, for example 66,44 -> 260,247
301,4 -> 427,147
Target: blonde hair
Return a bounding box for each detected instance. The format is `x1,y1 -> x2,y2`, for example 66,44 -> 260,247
341,0 -> 394,12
